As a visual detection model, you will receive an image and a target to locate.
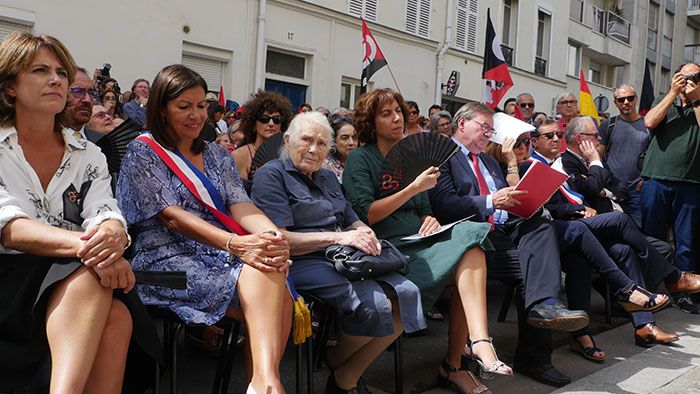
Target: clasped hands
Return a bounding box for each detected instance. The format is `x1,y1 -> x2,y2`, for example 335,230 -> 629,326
77,220 -> 134,293
228,231 -> 291,273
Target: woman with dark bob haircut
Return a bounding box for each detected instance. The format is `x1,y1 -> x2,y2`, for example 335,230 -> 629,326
344,88 -> 511,394
117,65 -> 293,394
232,90 -> 293,180
0,32 -> 147,393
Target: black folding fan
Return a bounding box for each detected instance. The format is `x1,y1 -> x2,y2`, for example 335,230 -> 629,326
250,132 -> 285,178
378,133 -> 460,196
95,118 -> 142,174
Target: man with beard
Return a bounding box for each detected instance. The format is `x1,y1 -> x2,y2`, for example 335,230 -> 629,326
64,68 -> 98,139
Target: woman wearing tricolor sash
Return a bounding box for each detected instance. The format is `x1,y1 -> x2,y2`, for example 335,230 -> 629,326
117,65 -> 291,394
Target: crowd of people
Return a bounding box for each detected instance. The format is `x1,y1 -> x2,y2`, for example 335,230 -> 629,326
2,30 -> 700,394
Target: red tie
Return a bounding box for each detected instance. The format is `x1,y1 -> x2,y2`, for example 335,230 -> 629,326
469,153 -> 494,229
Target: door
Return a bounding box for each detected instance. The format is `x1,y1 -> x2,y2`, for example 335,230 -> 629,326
265,79 -> 307,111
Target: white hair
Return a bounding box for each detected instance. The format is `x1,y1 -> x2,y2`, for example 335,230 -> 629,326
280,111 -> 334,160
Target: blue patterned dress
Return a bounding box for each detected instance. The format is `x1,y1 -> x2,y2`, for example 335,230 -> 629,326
117,139 -> 250,325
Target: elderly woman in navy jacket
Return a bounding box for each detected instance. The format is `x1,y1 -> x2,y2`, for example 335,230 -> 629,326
252,111 -> 425,394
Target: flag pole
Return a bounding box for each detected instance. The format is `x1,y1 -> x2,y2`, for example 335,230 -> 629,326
385,64 -> 402,95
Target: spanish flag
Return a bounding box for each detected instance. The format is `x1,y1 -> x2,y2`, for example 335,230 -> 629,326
579,69 -> 599,125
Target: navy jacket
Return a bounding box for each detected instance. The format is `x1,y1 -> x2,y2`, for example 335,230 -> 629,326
429,150 -> 508,224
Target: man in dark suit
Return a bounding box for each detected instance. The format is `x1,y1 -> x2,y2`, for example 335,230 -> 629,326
428,102 -> 589,387
534,117 -> 700,345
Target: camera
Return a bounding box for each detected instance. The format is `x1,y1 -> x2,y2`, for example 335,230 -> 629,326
686,73 -> 700,84
95,63 -> 111,85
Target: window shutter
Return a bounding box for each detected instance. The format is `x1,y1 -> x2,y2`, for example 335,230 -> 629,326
418,0 -> 431,37
181,54 -> 223,92
406,0 -> 418,34
349,0 -> 363,17
455,0 -> 477,53
0,20 -> 30,41
348,0 -> 377,22
466,0 -> 478,53
365,0 -> 377,21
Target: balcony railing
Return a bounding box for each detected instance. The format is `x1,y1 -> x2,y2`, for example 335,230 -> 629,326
501,44 -> 514,66
685,45 -> 700,63
535,57 -> 547,77
572,3 -> 631,44
690,0 -> 700,11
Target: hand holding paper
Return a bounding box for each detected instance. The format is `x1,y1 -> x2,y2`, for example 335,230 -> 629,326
506,161 -> 569,219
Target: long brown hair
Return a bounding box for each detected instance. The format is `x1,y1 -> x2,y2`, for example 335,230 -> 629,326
147,64 -> 208,154
0,31 -> 77,132
353,88 -> 409,145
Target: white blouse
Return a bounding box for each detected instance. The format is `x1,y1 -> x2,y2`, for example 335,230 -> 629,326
0,126 -> 125,253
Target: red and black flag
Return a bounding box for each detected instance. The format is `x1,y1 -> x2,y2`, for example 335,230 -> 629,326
361,18 -> 388,94
482,8 -> 513,109
639,59 -> 655,116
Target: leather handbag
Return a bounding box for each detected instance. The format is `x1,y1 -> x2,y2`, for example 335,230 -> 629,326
325,240 -> 408,281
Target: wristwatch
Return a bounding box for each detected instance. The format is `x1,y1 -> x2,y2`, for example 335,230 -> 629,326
692,99 -> 700,108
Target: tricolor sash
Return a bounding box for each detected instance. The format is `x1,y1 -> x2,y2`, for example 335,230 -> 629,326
530,152 -> 584,205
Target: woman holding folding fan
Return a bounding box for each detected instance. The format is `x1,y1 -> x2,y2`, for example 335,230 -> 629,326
231,90 -> 293,181
343,88 -> 510,394
117,65 -> 292,394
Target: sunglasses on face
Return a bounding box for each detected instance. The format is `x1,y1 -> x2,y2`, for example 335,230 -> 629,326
539,131 -> 564,140
102,95 -> 117,101
615,95 -> 636,104
257,115 -> 282,124
519,103 -> 535,108
409,110 -> 419,115
69,87 -> 99,101
557,100 -> 577,106
514,138 -> 530,148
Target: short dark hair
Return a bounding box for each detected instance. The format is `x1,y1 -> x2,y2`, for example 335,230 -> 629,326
239,90 -> 293,146
147,64 -> 208,154
531,118 -> 558,137
406,101 -> 419,113
428,104 -> 442,112
353,88 -> 409,145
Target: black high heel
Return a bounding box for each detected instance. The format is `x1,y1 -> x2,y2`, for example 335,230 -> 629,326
437,359 -> 491,394
617,284 -> 670,313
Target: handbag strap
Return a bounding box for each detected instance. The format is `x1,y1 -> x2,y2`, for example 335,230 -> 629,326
136,134 -> 302,299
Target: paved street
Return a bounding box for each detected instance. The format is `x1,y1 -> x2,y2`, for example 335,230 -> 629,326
168,281 -> 699,393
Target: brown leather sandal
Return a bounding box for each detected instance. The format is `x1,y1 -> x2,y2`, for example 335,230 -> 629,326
437,359 -> 491,394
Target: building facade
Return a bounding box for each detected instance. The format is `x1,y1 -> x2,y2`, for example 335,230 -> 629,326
0,0 -> 693,116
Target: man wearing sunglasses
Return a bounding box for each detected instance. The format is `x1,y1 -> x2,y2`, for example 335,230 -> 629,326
429,103 -> 591,387
641,62 -> 700,314
64,68 -> 98,139
515,93 -> 536,125
596,84 -> 650,227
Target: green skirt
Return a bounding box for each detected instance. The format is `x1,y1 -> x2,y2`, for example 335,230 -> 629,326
393,221 -> 493,311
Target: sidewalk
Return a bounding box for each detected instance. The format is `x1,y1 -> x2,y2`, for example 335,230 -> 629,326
174,282 -> 700,393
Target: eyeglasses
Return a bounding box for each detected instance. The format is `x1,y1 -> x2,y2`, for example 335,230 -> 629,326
469,119 -> 496,135
225,115 -> 235,119
539,131 -> 564,140
580,132 -> 600,138
519,103 -> 535,108
69,87 -> 99,101
437,122 -> 451,129
557,100 -> 577,106
331,117 -> 353,125
257,115 -> 282,124
615,95 -> 636,104
409,110 -> 419,115
102,95 -> 117,102
514,138 -> 530,148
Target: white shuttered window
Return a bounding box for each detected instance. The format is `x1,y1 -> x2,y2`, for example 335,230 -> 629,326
455,0 -> 478,53
0,20 -> 30,41
348,0 -> 378,22
406,0 -> 431,38
182,54 -> 224,92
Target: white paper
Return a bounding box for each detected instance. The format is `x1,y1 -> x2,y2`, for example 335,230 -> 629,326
400,216 -> 475,241
490,112 -> 535,145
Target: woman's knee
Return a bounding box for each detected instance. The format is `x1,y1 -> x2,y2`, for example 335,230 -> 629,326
458,247 -> 486,268
102,299 -> 133,346
50,266 -> 112,308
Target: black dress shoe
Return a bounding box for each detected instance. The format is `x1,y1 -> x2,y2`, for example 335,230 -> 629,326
526,303 -> 589,332
513,361 -> 571,387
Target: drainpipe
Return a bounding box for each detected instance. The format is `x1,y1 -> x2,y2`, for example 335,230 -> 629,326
254,0 -> 267,91
435,0 -> 454,104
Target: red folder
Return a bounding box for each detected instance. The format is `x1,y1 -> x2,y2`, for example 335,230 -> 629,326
506,161 -> 568,219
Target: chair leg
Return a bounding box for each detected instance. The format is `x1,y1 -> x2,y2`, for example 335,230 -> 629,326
154,362 -> 161,394
394,336 -> 404,394
605,281 -> 612,325
170,323 -> 184,394
305,339 -> 313,394
497,285 -> 515,322
296,342 -> 303,394
212,321 -> 234,394
219,321 -> 240,394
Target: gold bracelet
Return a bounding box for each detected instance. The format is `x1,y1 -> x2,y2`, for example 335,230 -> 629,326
225,233 -> 236,251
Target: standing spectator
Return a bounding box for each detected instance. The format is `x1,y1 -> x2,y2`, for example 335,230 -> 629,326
298,103 -> 312,113
223,110 -> 236,127
315,106 -> 330,117
503,98 -> 516,116
228,119 -> 244,148
430,110 -> 453,136
405,101 -> 427,135
641,63 -> 700,314
208,102 -> 227,133
122,78 -> 149,128
597,84 -> 650,226
516,93 -> 536,125
533,112 -> 549,127
64,67 -> 98,139
555,92 -> 579,151
428,104 -> 443,118
101,90 -> 123,120
232,90 -> 293,180
323,114 -> 357,182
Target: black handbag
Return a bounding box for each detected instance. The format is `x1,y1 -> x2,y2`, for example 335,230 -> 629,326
325,240 -> 408,281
